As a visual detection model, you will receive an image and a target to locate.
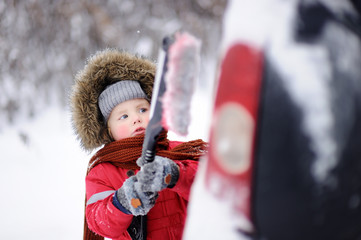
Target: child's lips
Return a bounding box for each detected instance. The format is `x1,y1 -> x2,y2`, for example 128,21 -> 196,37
133,127 -> 145,136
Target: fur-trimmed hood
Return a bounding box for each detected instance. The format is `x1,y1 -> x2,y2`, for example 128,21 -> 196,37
70,49 -> 156,151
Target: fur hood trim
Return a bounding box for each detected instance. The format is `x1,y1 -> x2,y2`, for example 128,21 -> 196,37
70,49 -> 156,151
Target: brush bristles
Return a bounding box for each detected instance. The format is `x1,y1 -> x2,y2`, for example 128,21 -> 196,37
162,32 -> 201,136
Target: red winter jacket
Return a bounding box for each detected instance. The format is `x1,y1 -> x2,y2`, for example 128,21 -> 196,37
85,141 -> 198,240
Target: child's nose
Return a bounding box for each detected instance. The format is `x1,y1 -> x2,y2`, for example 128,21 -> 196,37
133,115 -> 141,124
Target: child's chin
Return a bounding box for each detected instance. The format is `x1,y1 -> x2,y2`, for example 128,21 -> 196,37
133,132 -> 145,137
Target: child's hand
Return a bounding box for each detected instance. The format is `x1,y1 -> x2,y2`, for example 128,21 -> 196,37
115,176 -> 158,216
136,156 -> 180,192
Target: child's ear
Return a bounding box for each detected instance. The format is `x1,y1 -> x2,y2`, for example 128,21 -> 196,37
107,127 -> 114,141
99,125 -> 113,144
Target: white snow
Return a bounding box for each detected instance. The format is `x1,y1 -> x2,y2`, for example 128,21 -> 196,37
262,0 -> 338,184
183,159 -> 252,240
0,107 -> 89,239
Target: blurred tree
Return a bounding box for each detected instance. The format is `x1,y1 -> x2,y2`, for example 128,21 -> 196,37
0,0 -> 226,129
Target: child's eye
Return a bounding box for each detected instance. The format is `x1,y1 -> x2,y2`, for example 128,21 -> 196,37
139,108 -> 148,113
119,114 -> 128,120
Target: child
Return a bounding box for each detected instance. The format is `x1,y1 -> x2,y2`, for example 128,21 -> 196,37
70,49 -> 207,240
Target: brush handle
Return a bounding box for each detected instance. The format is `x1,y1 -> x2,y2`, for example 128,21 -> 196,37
138,35 -> 175,240
140,36 -> 174,164
142,119 -> 164,163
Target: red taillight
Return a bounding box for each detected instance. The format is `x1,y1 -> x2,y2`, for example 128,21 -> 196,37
206,43 -> 263,223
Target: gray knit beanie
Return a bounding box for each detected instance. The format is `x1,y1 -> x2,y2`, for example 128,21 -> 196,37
98,80 -> 148,121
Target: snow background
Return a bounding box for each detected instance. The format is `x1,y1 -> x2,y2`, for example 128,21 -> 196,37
0,107 -> 88,239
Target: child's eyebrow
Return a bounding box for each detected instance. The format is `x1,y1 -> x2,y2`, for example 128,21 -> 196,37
113,108 -> 127,115
136,103 -> 149,108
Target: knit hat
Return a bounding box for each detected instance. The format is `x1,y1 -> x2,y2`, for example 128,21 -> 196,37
70,49 -> 156,151
98,80 -> 148,121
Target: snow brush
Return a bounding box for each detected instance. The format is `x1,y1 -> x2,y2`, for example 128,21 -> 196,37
132,32 -> 200,240
140,31 -> 201,165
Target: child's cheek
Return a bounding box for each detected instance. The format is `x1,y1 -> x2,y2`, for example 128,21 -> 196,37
144,115 -> 150,127
113,125 -> 131,141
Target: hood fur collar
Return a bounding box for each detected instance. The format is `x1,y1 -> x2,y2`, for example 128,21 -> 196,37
70,49 -> 156,151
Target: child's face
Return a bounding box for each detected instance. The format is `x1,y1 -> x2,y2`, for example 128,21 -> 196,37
107,98 -> 150,141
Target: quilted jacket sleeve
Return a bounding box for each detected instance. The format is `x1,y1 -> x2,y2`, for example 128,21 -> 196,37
168,141 -> 199,201
85,163 -> 133,239
171,159 -> 198,201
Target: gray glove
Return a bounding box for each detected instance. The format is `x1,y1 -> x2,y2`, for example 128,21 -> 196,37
136,156 -> 180,192
115,175 -> 158,216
